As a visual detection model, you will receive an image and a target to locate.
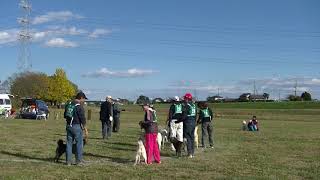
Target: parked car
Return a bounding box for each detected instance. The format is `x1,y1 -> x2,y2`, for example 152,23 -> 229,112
20,98 -> 49,119
0,94 -> 13,115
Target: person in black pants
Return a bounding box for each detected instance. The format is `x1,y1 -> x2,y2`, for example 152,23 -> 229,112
182,93 -> 197,158
100,96 -> 113,139
112,100 -> 121,132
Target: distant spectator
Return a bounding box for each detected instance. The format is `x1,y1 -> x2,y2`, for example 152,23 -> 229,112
247,116 -> 259,131
112,100 -> 121,133
100,96 -> 113,139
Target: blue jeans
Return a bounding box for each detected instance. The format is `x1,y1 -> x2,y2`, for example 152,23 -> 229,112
66,124 -> 83,164
101,121 -> 112,139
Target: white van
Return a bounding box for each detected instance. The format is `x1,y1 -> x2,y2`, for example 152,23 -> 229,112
0,94 -> 13,115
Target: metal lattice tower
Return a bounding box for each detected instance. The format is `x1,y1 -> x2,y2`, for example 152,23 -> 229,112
18,0 -> 32,71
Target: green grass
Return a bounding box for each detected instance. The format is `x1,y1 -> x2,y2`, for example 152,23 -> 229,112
0,103 -> 319,179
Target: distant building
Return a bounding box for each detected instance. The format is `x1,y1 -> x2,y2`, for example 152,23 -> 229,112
207,95 -> 224,102
239,93 -> 268,101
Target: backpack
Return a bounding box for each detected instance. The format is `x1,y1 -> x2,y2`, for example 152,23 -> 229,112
148,108 -> 158,122
64,101 -> 76,120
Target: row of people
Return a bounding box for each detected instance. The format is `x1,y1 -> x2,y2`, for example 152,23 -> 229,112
139,93 -> 215,164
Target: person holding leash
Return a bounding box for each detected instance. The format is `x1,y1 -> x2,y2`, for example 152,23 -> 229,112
100,96 -> 113,139
197,102 -> 214,149
64,91 -> 87,166
139,104 -> 161,164
182,93 -> 197,158
167,96 -> 184,157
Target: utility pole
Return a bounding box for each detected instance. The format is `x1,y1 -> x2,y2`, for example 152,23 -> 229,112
278,89 -> 281,101
18,0 -> 32,71
217,88 -> 220,96
253,80 -> 257,95
294,79 -> 298,97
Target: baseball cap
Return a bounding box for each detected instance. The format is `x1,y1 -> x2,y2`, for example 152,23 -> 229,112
174,96 -> 180,102
76,91 -> 88,100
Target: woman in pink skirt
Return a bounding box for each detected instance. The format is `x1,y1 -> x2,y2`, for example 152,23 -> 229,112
139,104 -> 161,164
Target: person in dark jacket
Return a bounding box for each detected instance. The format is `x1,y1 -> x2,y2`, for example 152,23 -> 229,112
65,91 -> 87,166
99,96 -> 113,139
112,100 -> 121,132
182,93 -> 197,158
197,102 -> 214,148
248,116 -> 259,131
167,96 -> 184,157
139,104 -> 161,164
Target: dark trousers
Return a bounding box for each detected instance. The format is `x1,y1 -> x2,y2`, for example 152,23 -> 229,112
101,120 -> 112,139
113,117 -> 120,132
183,118 -> 195,156
201,122 -> 213,147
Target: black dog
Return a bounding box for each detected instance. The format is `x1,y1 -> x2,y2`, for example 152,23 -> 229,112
54,139 -> 87,162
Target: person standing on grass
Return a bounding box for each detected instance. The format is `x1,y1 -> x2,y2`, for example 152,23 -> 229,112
112,99 -> 121,132
139,104 -> 161,164
182,93 -> 197,158
100,96 -> 113,139
167,96 -> 184,157
197,102 -> 214,149
64,91 -> 87,166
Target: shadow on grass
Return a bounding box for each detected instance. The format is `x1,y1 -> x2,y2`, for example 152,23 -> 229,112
0,150 -> 54,163
107,142 -> 137,148
84,152 -> 132,164
107,146 -> 136,152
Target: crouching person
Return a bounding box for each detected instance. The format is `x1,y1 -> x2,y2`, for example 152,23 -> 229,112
64,92 -> 87,166
198,102 -> 214,149
139,104 -> 161,164
247,116 -> 259,131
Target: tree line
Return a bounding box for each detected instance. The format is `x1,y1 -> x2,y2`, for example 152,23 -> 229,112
1,68 -> 78,108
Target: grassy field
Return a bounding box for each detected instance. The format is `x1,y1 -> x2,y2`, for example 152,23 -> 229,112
0,102 -> 319,179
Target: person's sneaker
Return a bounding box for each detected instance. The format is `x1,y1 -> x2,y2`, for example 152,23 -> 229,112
66,162 -> 72,166
76,161 -> 85,166
210,146 -> 215,149
188,155 -> 193,158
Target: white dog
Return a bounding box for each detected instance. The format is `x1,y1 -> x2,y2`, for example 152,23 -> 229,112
194,125 -> 199,149
134,138 -> 147,166
157,132 -> 163,150
158,129 -> 169,150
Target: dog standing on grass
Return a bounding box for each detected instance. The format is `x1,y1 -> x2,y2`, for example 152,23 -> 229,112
157,129 -> 169,150
54,128 -> 88,163
194,125 -> 199,149
134,138 -> 147,166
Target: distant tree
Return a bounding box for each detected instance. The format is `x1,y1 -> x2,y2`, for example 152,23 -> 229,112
301,91 -> 312,101
263,93 -> 270,100
47,68 -> 76,106
9,71 -> 50,107
287,94 -> 302,101
152,97 -> 164,104
136,95 -> 150,105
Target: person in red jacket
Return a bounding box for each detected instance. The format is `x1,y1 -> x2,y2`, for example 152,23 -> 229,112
139,104 -> 161,164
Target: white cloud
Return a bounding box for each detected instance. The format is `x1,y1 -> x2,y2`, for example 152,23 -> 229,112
83,68 -> 157,78
32,11 -> 83,25
45,38 -> 78,48
32,26 -> 87,41
0,29 -> 19,44
89,29 -> 112,38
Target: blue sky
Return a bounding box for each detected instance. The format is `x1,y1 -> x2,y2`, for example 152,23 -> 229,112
0,0 -> 320,100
